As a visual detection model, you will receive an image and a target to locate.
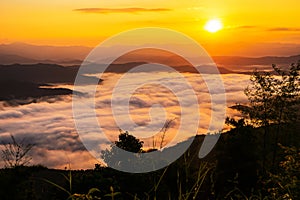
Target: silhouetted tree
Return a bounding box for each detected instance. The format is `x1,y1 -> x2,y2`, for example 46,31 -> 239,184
225,117 -> 247,130
270,63 -> 300,167
233,61 -> 300,170
115,130 -> 143,153
264,144 -> 300,199
1,134 -> 33,168
242,62 -> 300,127
101,130 -> 144,168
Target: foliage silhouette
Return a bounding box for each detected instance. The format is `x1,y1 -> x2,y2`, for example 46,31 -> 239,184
232,61 -> 300,171
115,130 -> 143,153
101,130 -> 144,170
1,134 -> 33,168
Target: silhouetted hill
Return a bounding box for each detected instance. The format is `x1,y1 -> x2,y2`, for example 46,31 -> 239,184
88,62 -> 239,74
0,54 -> 39,64
0,80 -> 73,102
0,53 -> 85,65
0,122 -> 299,199
0,64 -> 99,104
0,63 -> 97,84
213,55 -> 300,66
1,43 -> 299,69
0,42 -> 91,61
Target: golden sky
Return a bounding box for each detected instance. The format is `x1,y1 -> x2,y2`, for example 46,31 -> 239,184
1,0 -> 300,56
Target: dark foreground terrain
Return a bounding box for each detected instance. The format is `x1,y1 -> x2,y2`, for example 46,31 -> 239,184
0,123 -> 299,200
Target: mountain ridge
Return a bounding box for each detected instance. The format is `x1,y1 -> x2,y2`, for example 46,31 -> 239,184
0,43 -> 299,66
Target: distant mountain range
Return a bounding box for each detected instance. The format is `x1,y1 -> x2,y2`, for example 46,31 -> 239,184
212,55 -> 300,66
0,54 -> 83,65
0,43 -> 90,65
0,58 -> 297,106
0,43 -> 299,105
0,43 -> 299,67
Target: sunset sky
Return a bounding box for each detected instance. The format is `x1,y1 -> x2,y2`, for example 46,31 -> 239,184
1,0 -> 300,55
1,0 -> 299,169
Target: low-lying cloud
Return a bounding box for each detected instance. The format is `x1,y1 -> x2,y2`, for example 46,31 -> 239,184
0,72 -> 250,169
267,27 -> 300,32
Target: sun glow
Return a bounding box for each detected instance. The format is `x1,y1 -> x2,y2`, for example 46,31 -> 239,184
204,19 -> 223,33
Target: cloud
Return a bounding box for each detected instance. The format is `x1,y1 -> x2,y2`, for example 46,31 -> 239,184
237,25 -> 257,29
267,27 -> 300,32
29,148 -> 97,169
227,25 -> 300,32
0,72 -> 251,169
0,110 -> 23,119
1,95 -> 72,107
74,7 -> 171,14
227,25 -> 257,30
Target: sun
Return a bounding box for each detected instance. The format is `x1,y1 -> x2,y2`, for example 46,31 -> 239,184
204,19 -> 223,33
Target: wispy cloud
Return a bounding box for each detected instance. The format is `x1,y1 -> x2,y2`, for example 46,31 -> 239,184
237,25 -> 257,29
267,27 -> 300,32
225,25 -> 257,30
74,7 -> 171,14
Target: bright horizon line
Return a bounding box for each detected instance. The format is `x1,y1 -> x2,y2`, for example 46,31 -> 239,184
1,41 -> 300,58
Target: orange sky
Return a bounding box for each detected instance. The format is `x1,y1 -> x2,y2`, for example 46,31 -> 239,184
1,0 -> 300,56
